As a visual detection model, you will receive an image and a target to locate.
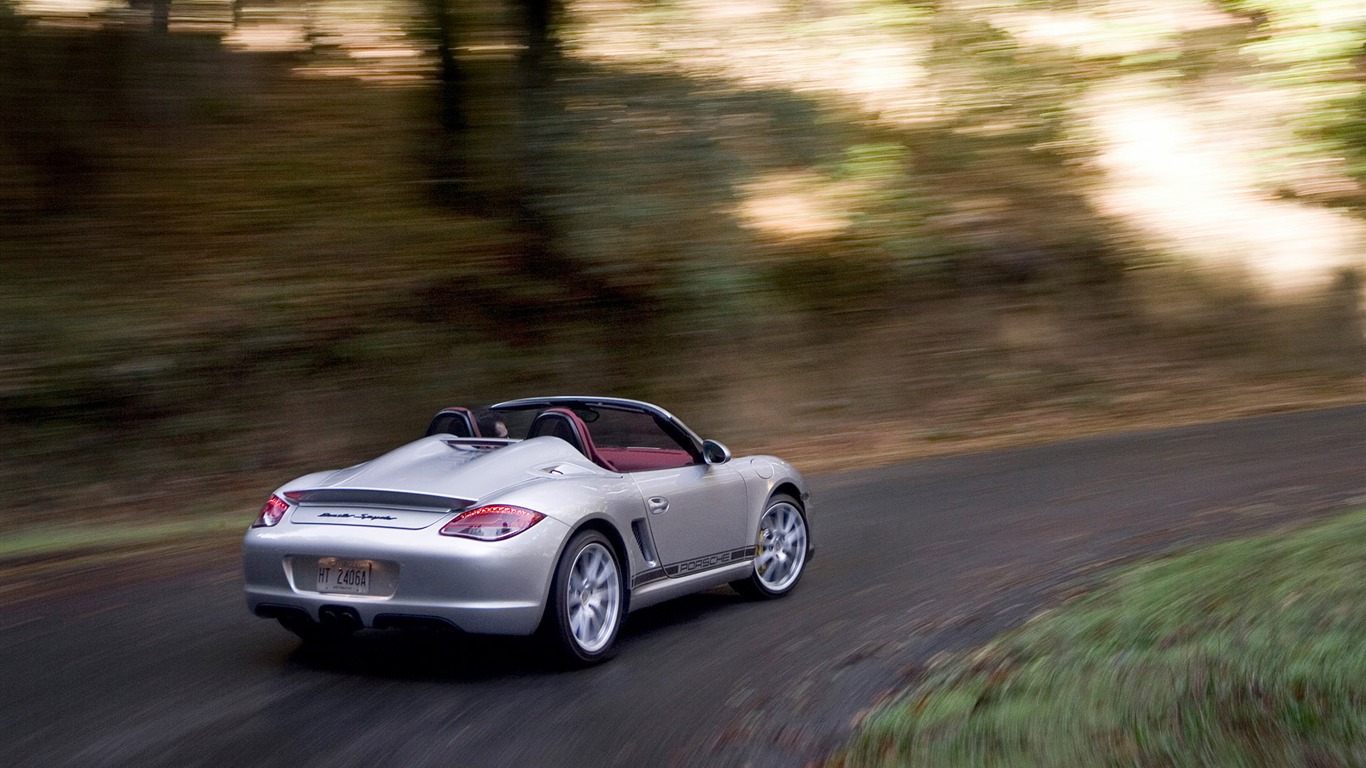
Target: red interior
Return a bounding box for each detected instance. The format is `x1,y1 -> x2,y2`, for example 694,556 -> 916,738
596,447 -> 695,473
528,408 -> 698,473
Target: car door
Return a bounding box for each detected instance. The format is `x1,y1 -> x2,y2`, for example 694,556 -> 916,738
632,462 -> 750,574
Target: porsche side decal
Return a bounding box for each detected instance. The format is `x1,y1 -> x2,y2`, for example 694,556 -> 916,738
633,546 -> 757,588
631,568 -> 667,588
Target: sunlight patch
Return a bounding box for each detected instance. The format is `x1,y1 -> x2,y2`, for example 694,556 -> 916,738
223,22 -> 309,53
989,0 -> 1233,59
564,0 -> 941,126
738,172 -> 850,240
13,0 -> 114,17
1086,77 -> 1366,293
694,0 -> 785,21
220,1 -> 427,84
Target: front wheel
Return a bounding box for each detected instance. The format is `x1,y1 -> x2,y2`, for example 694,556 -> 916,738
732,494 -> 808,599
544,530 -> 625,666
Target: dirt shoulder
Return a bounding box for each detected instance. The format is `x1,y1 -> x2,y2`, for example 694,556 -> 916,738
770,376 -> 1365,474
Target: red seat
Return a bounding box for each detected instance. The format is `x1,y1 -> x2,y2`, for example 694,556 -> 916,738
426,407 -> 479,438
527,408 -> 616,471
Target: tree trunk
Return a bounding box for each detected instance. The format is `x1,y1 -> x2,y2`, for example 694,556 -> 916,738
520,0 -> 559,89
424,0 -> 468,207
509,0 -> 655,329
151,0 -> 169,33
510,0 -> 560,273
431,0 -> 466,135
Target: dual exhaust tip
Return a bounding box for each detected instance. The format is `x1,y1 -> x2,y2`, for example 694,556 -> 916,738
318,605 -> 363,633
256,603 -> 461,635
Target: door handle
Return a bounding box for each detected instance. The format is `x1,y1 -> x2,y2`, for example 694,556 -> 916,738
648,496 -> 669,514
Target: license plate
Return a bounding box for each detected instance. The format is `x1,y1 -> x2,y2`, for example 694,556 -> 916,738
316,558 -> 372,595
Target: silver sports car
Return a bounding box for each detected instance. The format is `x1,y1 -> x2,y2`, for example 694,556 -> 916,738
243,396 -> 812,664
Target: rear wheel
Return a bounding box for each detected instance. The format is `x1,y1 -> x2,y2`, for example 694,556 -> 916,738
732,494 -> 808,599
544,530 -> 624,666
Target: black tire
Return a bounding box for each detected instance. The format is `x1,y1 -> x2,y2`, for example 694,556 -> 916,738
543,529 -> 625,667
731,494 -> 808,599
277,615 -> 354,646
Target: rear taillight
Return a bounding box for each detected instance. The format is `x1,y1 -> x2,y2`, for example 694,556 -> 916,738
440,505 -> 545,541
253,494 -> 290,528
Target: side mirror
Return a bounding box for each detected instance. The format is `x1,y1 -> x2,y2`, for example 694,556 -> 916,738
701,439 -> 732,465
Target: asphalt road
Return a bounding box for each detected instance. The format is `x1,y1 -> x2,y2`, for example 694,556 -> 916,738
4,405 -> 1364,768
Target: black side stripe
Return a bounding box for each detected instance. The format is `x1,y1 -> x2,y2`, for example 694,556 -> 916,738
631,568 -> 667,588
631,546 -> 756,588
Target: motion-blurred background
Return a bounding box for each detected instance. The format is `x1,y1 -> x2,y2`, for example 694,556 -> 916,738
2,0 -> 1363,532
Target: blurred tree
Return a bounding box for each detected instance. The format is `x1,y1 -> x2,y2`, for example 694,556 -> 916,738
520,0 -> 559,88
0,13 -> 101,215
511,0 -> 561,272
151,0 -> 169,33
509,0 -> 656,325
1325,268 -> 1365,373
423,0 -> 469,207
1210,0 -> 1366,205
432,0 -> 467,135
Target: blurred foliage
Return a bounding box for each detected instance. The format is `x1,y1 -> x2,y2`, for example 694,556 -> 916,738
1212,0 -> 1366,197
0,0 -> 1362,518
834,506 -> 1366,767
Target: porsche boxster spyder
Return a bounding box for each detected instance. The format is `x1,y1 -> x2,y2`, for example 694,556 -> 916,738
242,396 -> 811,664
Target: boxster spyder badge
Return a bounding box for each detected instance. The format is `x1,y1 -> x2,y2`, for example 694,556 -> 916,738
243,397 -> 813,665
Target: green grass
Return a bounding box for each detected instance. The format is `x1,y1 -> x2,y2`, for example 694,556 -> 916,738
833,508 -> 1366,768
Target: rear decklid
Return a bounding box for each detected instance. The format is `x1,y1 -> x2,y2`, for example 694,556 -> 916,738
282,435 -> 594,528
285,489 -> 470,530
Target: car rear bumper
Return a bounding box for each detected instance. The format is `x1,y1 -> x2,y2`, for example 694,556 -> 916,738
244,590 -> 547,635
242,516 -> 569,636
